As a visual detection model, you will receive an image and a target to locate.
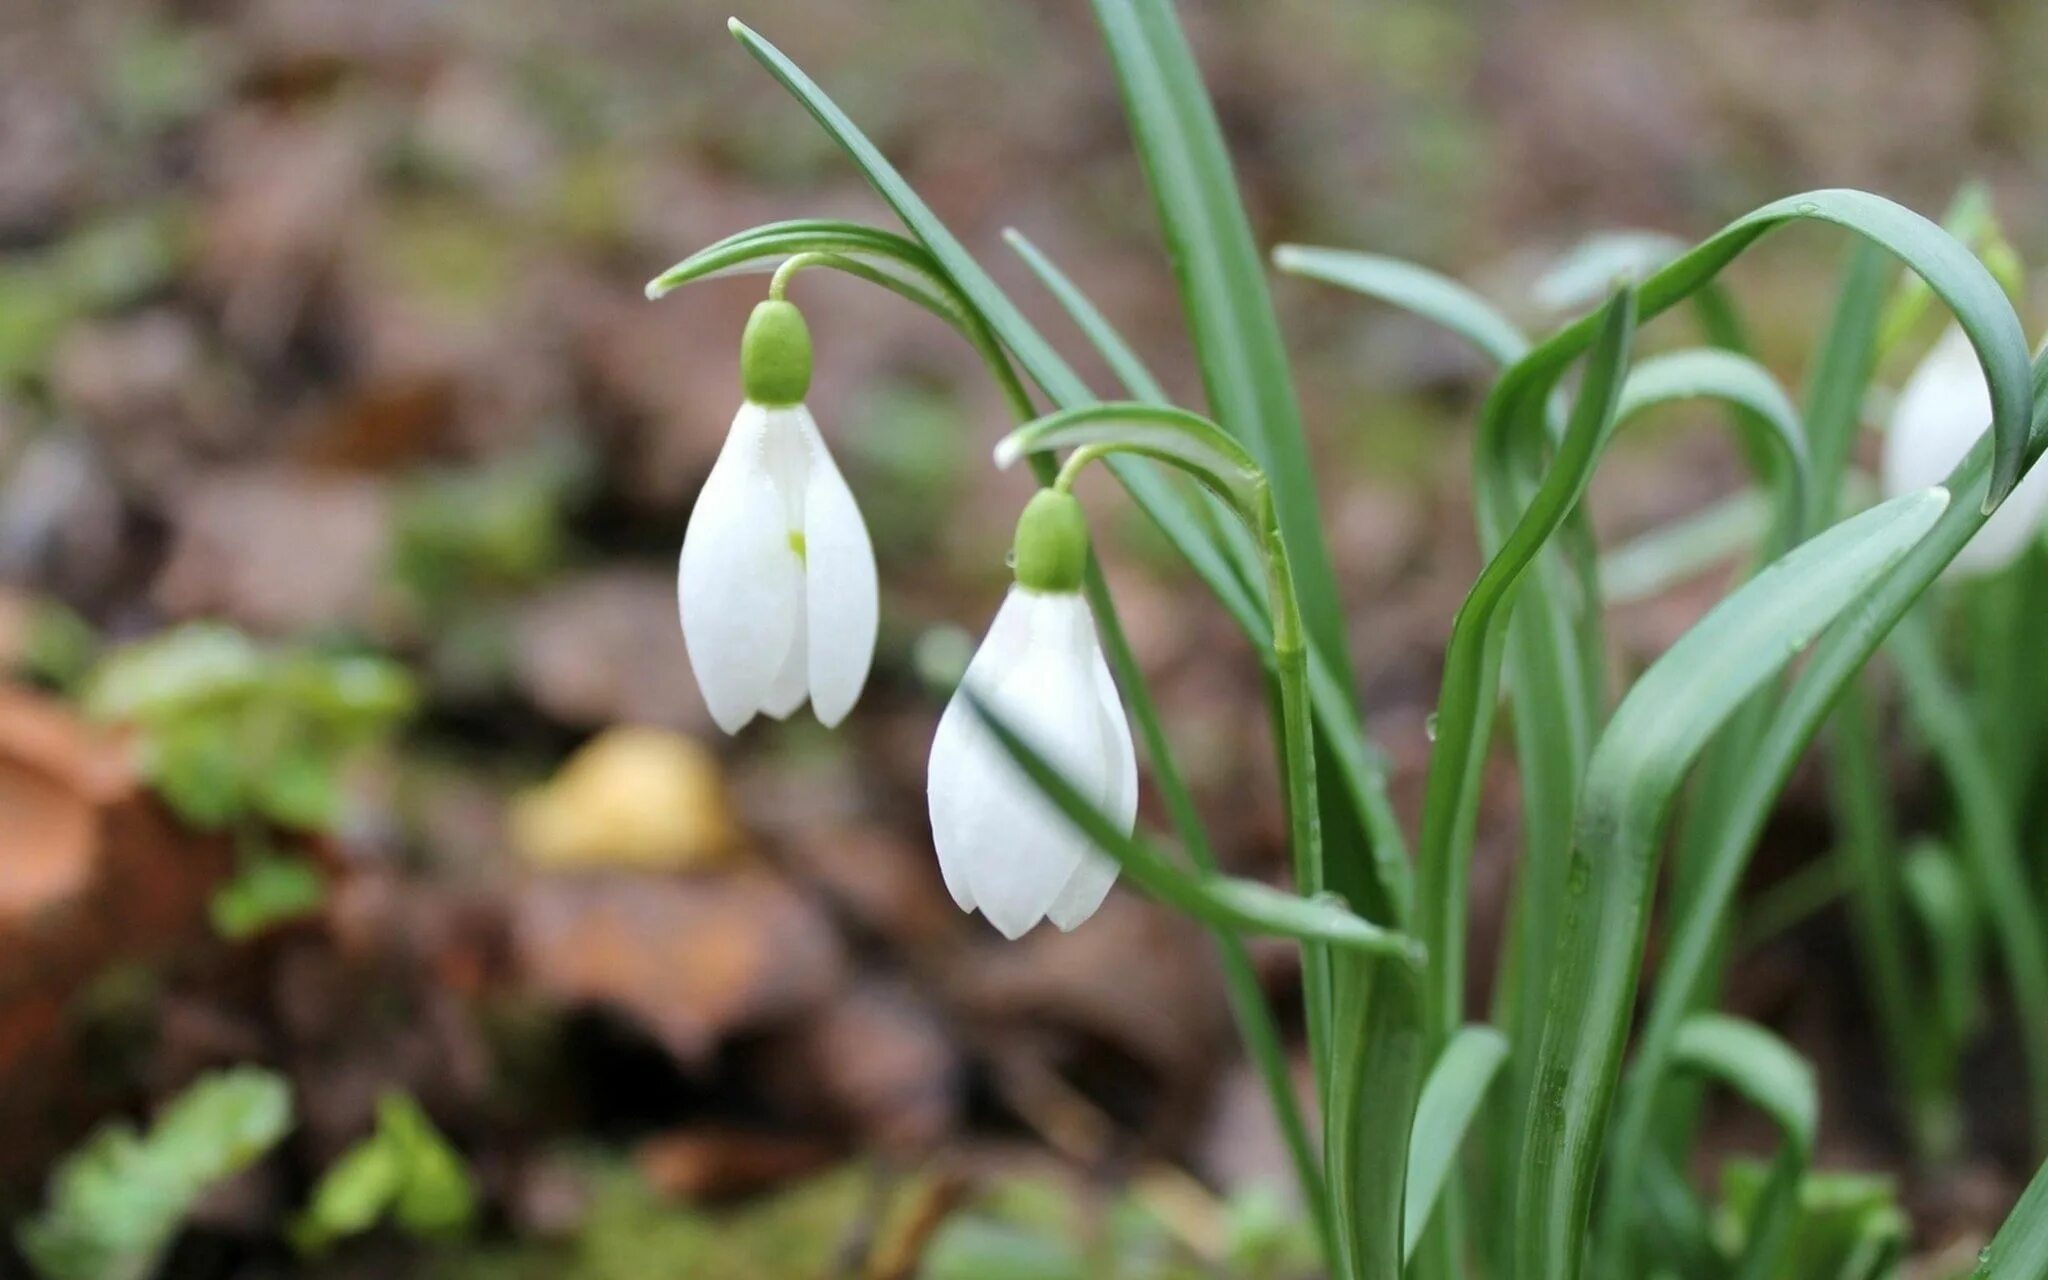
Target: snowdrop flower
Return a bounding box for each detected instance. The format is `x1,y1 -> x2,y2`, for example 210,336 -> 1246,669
1883,325 -> 2048,576
679,299 -> 877,733
928,489 -> 1137,938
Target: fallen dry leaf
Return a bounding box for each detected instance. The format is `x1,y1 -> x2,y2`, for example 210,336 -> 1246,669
513,870 -> 843,1063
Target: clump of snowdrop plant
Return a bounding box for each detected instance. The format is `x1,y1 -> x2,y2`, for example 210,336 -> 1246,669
648,11 -> 2048,1280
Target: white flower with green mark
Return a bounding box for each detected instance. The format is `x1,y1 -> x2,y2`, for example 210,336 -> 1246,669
679,299 -> 878,733
928,489 -> 1137,938
1883,325 -> 2048,577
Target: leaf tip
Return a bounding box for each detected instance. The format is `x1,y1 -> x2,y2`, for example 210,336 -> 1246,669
643,277 -> 670,301
1270,244 -> 1304,273
991,434 -> 1024,470
726,16 -> 749,38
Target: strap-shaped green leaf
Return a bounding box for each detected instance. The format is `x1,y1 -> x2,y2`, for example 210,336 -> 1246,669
1889,608 -> 2048,1146
1272,245 -> 1530,366
646,219 -> 950,304
1494,190 -> 2030,511
960,689 -> 1424,968
995,403 -> 1264,514
1414,287 -> 1638,1045
1513,486 -> 1951,1280
1669,1015 -> 1817,1280
1977,1154 -> 2048,1277
1403,1026 -> 1510,1260
1084,0 -> 1347,688
1610,353 -> 2048,1280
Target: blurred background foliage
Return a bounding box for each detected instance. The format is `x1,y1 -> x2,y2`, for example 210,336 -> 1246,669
0,0 -> 2044,1275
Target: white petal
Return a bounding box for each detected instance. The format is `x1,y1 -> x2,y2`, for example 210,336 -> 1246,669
1046,620 -> 1139,931
929,589 -> 1036,913
796,407 -> 879,727
1883,328 -> 1989,497
958,595 -> 1111,939
760,589 -> 809,719
679,404 -> 803,733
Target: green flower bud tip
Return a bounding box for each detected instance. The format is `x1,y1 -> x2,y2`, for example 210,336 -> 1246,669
741,299 -> 812,406
1012,489 -> 1089,594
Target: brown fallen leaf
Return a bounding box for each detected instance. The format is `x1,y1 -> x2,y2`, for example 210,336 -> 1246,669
634,1128 -> 836,1203
0,684 -> 235,1182
513,870 -> 844,1064
151,468 -> 392,635
512,571 -> 710,735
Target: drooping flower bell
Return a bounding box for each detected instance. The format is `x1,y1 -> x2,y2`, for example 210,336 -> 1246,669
1883,325 -> 2048,577
678,299 -> 878,733
928,488 -> 1137,938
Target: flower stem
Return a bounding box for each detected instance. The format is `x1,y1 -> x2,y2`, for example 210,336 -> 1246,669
768,253 -> 825,301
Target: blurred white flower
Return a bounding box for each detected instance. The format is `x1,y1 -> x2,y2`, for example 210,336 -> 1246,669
928,586 -> 1136,938
678,399 -> 877,733
1883,325 -> 2048,576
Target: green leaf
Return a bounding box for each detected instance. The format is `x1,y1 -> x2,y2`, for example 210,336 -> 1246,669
1507,190 -> 2030,510
378,1093 -> 477,1237
83,623 -> 265,724
1611,350 -> 2048,1269
1899,840 -> 1983,1050
293,1091 -> 475,1253
960,688 -> 1423,967
1402,1026 -> 1509,1260
994,402 -> 1263,513
1272,245 -> 1529,366
644,219 -> 969,330
210,851 -> 326,940
1669,1015 -> 1817,1280
1600,490 -> 1772,603
1514,487 -> 1950,1280
293,1138 -> 404,1254
1889,607 -> 2048,1149
1084,0 -> 1347,685
1978,1154 -> 2048,1277
1415,287 -> 1638,1044
19,1068 -> 293,1280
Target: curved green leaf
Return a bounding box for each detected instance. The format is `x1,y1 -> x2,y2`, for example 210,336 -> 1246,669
1403,1026 -> 1510,1260
994,402 -> 1263,513
1272,245 -> 1529,366
1083,0 -> 1348,690
1415,287 -> 1638,1045
1514,486 -> 1951,1280
1670,1016 -> 1816,1280
1610,353 -> 2048,1280
961,688 -> 1424,967
1491,190 -> 2030,510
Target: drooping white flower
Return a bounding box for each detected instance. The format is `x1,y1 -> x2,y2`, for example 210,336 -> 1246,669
927,490 -> 1137,938
678,300 -> 877,733
1883,325 -> 2048,576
